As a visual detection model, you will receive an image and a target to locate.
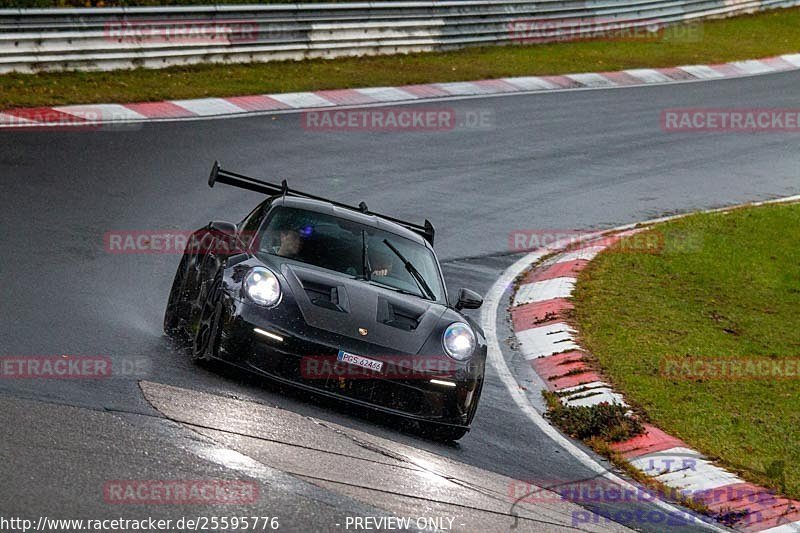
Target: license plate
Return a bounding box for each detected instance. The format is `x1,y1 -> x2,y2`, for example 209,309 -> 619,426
337,350 -> 383,372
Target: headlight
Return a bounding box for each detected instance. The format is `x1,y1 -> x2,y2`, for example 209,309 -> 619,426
443,322 -> 476,361
244,267 -> 281,307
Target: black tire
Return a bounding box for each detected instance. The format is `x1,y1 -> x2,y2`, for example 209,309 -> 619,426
420,423 -> 469,442
191,274 -> 224,364
163,253 -> 192,344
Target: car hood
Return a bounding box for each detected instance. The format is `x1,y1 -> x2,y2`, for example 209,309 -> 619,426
280,263 -> 448,354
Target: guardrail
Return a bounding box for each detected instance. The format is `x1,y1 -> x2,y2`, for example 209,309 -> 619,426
1,0 -> 798,73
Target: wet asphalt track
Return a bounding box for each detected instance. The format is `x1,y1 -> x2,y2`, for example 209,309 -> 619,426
1,69 -> 799,531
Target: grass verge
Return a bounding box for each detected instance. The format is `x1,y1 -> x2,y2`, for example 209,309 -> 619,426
572,201 -> 800,500
543,391 -> 644,442
2,7 -> 800,109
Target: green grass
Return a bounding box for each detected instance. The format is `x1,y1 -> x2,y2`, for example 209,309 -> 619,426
2,7 -> 800,109
572,202 -> 800,500
543,391 -> 645,442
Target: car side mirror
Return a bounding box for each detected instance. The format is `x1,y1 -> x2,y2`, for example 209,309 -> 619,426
208,220 -> 237,236
455,288 -> 483,310
206,220 -> 241,257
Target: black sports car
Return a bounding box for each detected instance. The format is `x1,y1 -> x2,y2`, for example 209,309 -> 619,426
164,162 -> 486,440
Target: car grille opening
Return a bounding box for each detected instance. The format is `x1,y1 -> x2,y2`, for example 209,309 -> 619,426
301,280 -> 345,313
378,298 -> 424,331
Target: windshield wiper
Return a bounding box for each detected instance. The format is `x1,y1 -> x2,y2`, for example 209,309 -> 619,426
382,239 -> 436,301
361,229 -> 372,281
368,280 -> 421,298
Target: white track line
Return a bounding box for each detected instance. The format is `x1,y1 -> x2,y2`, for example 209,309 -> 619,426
55,103 -> 147,122
623,68 -> 674,83
515,322 -> 580,360
678,65 -> 726,79
502,76 -> 561,91
355,87 -> 418,102
730,60 -> 774,75
268,92 -> 335,108
514,277 -> 576,305
171,98 -> 247,116
566,73 -> 618,88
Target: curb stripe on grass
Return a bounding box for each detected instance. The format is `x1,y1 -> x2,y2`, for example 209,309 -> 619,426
2,52 -> 800,128
509,229 -> 800,533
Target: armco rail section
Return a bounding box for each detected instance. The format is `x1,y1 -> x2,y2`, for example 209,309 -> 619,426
1,0 -> 798,73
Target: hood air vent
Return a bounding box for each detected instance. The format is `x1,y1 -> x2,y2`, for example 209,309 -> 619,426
377,297 -> 425,331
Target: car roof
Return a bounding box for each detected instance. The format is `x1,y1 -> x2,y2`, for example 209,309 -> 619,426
270,196 -> 430,247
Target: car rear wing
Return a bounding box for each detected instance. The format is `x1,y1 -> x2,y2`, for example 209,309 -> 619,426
208,161 -> 435,245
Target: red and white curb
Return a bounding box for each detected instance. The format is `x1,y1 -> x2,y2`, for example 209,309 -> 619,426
1,53 -> 799,128
508,221 -> 800,532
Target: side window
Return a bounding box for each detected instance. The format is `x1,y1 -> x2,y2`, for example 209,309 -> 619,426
239,200 -> 270,248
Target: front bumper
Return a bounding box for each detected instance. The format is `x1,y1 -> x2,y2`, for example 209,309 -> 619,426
217,300 -> 483,428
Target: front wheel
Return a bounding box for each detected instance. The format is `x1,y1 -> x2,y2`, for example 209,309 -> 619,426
191,275 -> 224,364
164,253 -> 192,344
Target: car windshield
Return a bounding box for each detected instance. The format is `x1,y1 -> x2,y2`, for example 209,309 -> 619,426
255,206 -> 445,302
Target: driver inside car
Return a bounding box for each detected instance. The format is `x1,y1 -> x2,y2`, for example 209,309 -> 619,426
264,213 -> 310,260
277,227 -> 304,258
